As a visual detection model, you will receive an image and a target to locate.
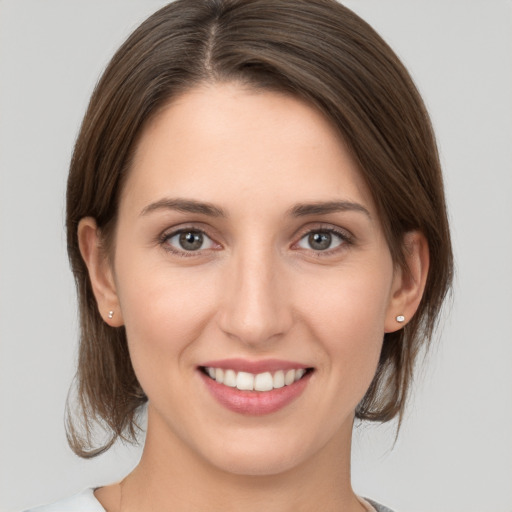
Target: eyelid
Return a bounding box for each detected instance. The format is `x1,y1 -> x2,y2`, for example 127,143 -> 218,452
291,224 -> 354,253
156,222 -> 354,257
158,225 -> 222,256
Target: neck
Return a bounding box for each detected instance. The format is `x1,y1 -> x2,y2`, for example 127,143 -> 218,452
113,406 -> 363,512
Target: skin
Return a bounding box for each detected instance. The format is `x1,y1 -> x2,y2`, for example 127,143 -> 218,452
79,83 -> 429,512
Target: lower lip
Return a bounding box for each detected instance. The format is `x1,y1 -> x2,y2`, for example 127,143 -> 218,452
199,370 -> 312,415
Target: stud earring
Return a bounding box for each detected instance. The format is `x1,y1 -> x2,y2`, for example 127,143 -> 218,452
108,310 -> 114,319
396,315 -> 405,323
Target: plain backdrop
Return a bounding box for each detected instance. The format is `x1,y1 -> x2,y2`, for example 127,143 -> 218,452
1,1 -> 511,511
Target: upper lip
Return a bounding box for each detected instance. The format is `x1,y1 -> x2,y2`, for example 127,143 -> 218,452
200,358 -> 311,374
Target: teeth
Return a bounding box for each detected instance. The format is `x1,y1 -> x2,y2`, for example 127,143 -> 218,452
254,372 -> 273,392
205,366 -> 308,391
284,369 -> 295,386
236,371 -> 254,391
273,370 -> 285,389
295,368 -> 305,381
223,369 -> 237,387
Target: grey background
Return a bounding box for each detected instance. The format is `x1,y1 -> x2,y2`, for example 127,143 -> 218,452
1,1 -> 511,511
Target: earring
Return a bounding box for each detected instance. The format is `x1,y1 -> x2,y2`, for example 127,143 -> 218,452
396,315 -> 405,323
108,310 -> 114,319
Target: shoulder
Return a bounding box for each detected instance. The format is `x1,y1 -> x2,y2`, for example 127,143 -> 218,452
24,489 -> 105,512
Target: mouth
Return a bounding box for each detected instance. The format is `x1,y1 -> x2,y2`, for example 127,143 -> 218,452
200,366 -> 314,392
198,360 -> 314,415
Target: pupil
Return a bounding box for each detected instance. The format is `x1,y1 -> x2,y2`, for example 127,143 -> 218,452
179,231 -> 203,250
309,232 -> 331,250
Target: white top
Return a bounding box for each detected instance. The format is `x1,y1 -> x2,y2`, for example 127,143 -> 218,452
26,488 -> 390,512
26,489 -> 104,512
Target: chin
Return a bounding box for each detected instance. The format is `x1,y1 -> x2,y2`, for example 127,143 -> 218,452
208,445 -> 307,477
196,426 -> 325,477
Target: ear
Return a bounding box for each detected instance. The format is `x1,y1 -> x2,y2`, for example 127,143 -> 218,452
77,217 -> 124,327
384,231 -> 429,333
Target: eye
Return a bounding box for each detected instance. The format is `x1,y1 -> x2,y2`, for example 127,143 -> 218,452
297,229 -> 346,251
163,229 -> 216,253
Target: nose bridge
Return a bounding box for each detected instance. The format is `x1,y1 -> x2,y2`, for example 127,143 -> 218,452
218,242 -> 291,345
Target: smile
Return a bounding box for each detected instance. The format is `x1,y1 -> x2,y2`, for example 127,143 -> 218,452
202,367 -> 309,392
199,361 -> 314,415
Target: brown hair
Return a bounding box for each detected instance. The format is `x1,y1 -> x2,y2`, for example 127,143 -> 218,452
66,0 -> 453,457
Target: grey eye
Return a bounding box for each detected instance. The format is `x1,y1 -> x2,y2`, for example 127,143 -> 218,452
179,231 -> 204,250
298,231 -> 343,251
309,232 -> 331,250
166,230 -> 215,252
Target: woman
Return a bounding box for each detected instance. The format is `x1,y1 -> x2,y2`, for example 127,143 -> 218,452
29,1 -> 453,511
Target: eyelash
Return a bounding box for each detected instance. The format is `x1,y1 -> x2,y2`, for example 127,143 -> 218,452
159,228 -> 220,258
158,225 -> 353,257
294,226 -> 353,255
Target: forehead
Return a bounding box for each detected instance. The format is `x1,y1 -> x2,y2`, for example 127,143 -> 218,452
122,82 -> 374,217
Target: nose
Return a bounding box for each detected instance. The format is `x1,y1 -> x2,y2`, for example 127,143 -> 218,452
217,245 -> 293,347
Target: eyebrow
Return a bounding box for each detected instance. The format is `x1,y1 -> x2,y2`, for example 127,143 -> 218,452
289,200 -> 371,219
140,198 -> 226,217
139,197 -> 370,220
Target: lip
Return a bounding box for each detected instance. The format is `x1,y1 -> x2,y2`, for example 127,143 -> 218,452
198,359 -> 313,416
200,358 -> 309,374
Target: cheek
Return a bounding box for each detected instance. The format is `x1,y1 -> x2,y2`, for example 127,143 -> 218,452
114,258 -> 219,377
298,264 -> 393,395
301,261 -> 392,335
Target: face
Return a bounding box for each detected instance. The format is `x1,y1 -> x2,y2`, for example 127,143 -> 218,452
97,83 -> 406,475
